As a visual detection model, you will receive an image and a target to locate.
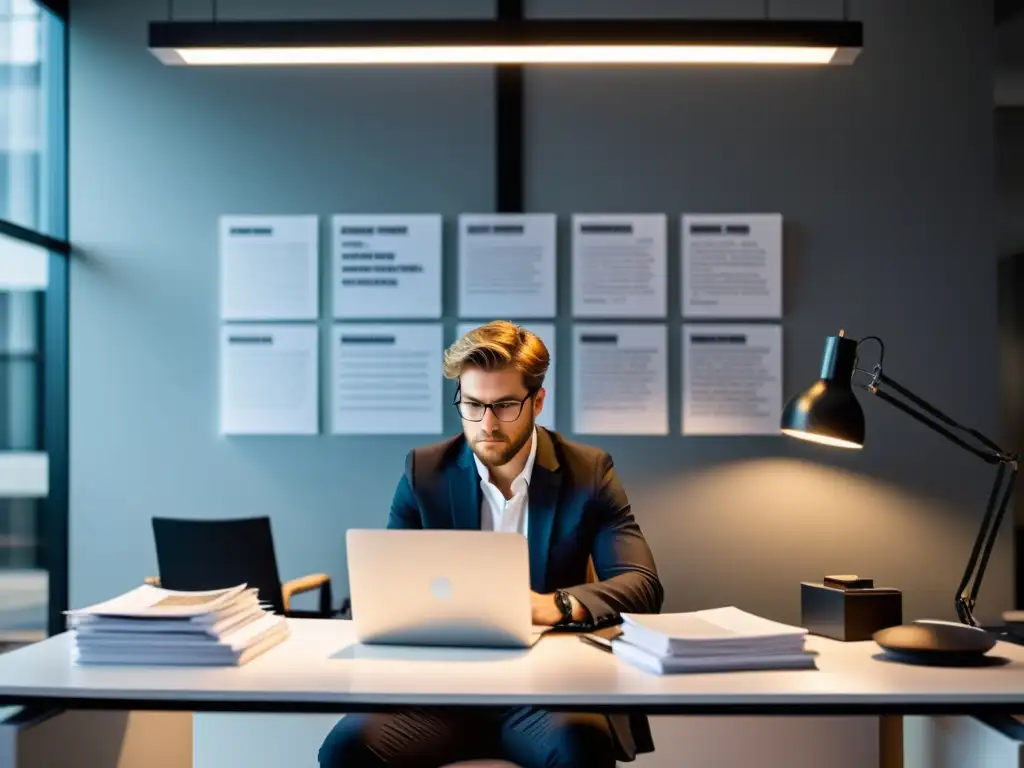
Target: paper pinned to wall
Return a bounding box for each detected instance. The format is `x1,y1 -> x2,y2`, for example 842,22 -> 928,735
457,321 -> 556,430
682,323 -> 783,435
681,213 -> 782,319
332,214 -> 442,319
219,324 -> 319,435
331,323 -> 443,435
219,215 -> 319,321
572,213 -> 667,317
458,213 -> 557,319
572,324 -> 668,435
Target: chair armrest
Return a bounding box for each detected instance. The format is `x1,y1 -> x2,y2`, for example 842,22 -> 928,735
282,573 -> 332,616
145,576 -> 161,587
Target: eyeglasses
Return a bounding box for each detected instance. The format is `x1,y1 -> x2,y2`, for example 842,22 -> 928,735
454,388 -> 535,423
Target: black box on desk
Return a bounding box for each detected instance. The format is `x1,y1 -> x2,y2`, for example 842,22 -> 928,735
800,582 -> 903,642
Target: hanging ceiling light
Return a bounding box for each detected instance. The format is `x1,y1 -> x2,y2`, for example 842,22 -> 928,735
148,19 -> 863,67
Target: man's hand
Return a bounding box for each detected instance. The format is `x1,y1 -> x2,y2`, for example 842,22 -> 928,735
530,591 -> 561,626
530,591 -> 588,625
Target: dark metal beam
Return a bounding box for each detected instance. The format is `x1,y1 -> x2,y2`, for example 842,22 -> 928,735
35,0 -> 68,21
0,219 -> 70,256
996,0 -> 1024,24
495,0 -> 524,214
148,18 -> 864,50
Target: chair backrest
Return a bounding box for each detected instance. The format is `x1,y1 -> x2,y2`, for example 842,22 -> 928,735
151,516 -> 286,614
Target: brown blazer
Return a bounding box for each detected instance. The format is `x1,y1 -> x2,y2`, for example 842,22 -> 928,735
388,427 -> 665,760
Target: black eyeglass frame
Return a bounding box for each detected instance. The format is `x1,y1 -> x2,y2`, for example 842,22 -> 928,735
453,385 -> 538,423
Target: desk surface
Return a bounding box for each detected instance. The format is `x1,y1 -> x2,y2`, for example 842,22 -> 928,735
1,620 -> 1023,715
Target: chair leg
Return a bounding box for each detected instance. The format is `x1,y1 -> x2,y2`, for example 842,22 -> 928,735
319,580 -> 333,617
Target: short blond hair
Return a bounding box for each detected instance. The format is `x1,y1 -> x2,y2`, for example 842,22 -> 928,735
443,321 -> 550,391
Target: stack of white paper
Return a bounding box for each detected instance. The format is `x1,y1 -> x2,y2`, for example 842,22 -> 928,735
612,606 -> 817,675
66,584 -> 289,666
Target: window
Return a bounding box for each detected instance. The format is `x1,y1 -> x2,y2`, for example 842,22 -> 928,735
0,0 -> 64,652
0,0 -> 62,236
0,288 -> 42,453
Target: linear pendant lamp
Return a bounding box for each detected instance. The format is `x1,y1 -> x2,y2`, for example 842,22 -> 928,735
148,19 -> 863,67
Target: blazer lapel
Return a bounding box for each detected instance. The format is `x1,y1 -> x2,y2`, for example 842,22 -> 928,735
527,428 -> 561,593
450,440 -> 481,530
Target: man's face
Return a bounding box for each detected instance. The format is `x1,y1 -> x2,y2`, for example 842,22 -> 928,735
458,366 -> 545,468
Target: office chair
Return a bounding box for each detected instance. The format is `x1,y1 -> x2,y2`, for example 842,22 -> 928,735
147,516 -> 337,618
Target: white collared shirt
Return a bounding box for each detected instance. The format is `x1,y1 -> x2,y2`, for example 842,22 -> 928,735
473,426 -> 537,537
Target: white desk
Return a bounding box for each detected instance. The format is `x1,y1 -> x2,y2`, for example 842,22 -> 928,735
0,619 -> 1022,716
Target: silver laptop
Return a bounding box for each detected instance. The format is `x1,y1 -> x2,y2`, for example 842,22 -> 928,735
345,529 -> 543,648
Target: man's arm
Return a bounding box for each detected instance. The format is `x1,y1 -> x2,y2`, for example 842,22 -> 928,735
386,451 -> 422,530
561,453 -> 664,627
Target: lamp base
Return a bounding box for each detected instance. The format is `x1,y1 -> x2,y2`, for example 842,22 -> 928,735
872,620 -> 997,666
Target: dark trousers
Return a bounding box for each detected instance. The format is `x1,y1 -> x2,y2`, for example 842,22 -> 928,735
318,706 -> 616,768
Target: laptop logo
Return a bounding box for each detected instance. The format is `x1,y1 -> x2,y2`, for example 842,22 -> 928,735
431,577 -> 453,601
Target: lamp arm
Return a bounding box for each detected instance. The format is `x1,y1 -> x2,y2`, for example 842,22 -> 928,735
865,371 -> 1019,628
876,372 -> 1007,457
870,387 -> 1005,465
959,461 -> 1018,626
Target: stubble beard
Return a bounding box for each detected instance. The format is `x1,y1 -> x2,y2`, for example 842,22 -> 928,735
473,415 -> 535,468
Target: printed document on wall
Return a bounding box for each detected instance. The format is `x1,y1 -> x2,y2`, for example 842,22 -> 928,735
220,324 -> 318,435
332,323 -> 443,435
681,213 -> 782,318
458,214 -> 556,318
220,215 -> 318,320
572,324 -> 668,435
458,321 -> 556,430
332,214 -> 442,319
682,324 -> 782,435
572,214 -> 667,317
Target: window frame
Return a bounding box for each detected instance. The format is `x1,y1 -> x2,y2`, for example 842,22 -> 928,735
0,0 -> 69,638
42,0 -> 68,637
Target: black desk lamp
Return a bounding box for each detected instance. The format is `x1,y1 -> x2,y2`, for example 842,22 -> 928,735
781,330 -> 1019,664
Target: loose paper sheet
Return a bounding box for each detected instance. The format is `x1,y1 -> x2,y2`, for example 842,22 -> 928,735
332,214 -> 442,319
572,324 -> 668,435
572,213 -> 667,317
682,213 -> 782,318
332,323 -> 443,435
458,214 -> 557,319
220,215 -> 318,320
219,324 -> 319,435
682,324 -> 783,435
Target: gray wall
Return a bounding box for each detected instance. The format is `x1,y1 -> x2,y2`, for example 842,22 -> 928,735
998,108 -> 1024,257
70,0 -> 1007,625
996,12 -> 1024,536
997,108 -> 1024,536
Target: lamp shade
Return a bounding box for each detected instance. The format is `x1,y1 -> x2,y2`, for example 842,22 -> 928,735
780,333 -> 865,449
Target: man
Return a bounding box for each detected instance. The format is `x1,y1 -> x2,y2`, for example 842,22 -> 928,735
319,321 -> 663,768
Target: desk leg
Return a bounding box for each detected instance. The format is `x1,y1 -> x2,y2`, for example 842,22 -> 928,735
880,715 -> 903,768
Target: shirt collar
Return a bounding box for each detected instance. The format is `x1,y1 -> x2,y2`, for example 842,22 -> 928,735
473,426 -> 538,492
